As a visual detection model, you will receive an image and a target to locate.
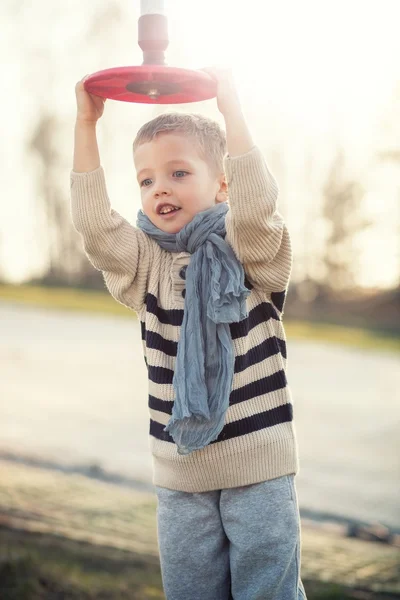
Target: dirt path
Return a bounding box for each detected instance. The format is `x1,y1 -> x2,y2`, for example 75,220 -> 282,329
1,302 -> 399,529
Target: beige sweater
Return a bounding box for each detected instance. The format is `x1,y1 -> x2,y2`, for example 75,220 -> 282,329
70,145 -> 299,492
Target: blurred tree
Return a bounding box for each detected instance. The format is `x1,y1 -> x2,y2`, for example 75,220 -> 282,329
0,233 -> 4,283
23,0 -> 127,288
2,0 -> 25,15
28,113 -> 100,286
378,81 -> 400,290
319,148 -> 372,294
86,2 -> 123,41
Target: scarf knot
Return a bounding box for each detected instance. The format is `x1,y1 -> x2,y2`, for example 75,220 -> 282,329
137,203 -> 249,454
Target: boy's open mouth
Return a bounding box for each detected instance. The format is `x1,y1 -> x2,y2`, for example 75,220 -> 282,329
157,203 -> 181,216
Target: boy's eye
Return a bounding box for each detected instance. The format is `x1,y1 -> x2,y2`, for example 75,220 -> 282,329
140,171 -> 188,187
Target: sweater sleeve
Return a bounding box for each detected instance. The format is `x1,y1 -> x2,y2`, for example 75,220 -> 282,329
70,167 -> 153,313
224,146 -> 292,295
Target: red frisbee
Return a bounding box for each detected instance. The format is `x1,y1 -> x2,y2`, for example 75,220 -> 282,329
84,65 -> 217,104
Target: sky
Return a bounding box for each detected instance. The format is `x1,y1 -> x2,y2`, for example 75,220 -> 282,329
1,0 -> 400,288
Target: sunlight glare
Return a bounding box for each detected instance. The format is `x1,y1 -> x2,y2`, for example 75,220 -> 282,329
168,0 -> 400,135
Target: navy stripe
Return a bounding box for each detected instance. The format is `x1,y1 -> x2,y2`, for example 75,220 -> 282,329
149,403 -> 293,444
144,297 -> 280,350
230,302 -> 279,339
145,330 -> 178,357
148,369 -> 287,413
235,337 -> 287,373
150,419 -> 172,443
140,321 -> 146,341
146,293 -> 184,326
271,290 -> 286,313
143,330 -> 286,368
276,337 -> 286,358
244,275 -> 254,290
148,365 -> 174,385
229,369 -> 287,405
219,403 -> 293,441
149,394 -> 173,415
147,367 -> 286,401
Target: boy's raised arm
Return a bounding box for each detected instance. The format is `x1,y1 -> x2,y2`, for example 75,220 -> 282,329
73,120 -> 101,173
70,78 -> 152,313
204,68 -> 293,299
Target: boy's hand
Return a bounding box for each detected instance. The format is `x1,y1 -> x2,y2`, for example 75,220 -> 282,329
202,67 -> 253,157
201,67 -> 242,116
75,75 -> 106,124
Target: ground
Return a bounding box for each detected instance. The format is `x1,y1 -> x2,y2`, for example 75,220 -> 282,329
1,460 -> 399,599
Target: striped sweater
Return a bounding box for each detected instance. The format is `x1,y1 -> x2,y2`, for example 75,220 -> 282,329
70,145 -> 299,492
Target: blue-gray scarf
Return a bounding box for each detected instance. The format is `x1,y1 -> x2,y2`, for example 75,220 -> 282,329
137,203 -> 249,455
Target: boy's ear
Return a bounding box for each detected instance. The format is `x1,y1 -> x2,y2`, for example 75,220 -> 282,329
215,175 -> 228,203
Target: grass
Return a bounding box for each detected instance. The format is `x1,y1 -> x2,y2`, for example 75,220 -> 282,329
283,319 -> 400,353
2,527 -> 398,600
0,527 -> 164,599
1,459 -> 399,599
0,283 -> 131,318
0,283 -> 399,353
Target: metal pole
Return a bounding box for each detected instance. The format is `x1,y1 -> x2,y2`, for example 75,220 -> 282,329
140,0 -> 165,15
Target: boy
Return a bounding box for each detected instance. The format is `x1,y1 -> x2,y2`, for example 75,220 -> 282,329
71,68 -> 307,600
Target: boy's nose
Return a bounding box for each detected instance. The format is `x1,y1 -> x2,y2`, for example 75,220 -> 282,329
153,186 -> 171,198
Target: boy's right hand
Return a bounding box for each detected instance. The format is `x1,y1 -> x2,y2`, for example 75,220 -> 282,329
75,75 -> 106,124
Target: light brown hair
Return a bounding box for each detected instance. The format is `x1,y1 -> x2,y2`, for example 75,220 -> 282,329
133,112 -> 227,174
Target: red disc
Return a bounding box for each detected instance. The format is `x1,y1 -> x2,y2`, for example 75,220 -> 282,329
84,65 -> 217,104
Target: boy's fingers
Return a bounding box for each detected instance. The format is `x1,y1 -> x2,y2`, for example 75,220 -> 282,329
199,67 -> 217,81
76,74 -> 90,87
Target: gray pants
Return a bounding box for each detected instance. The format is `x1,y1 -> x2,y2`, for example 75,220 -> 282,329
156,475 -> 307,600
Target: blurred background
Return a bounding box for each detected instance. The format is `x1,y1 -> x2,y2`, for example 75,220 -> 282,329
1,0 -> 399,598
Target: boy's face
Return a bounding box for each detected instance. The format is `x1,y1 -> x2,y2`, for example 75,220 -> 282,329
134,133 -> 227,234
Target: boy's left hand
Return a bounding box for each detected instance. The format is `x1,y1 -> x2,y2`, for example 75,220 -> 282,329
201,67 -> 242,116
